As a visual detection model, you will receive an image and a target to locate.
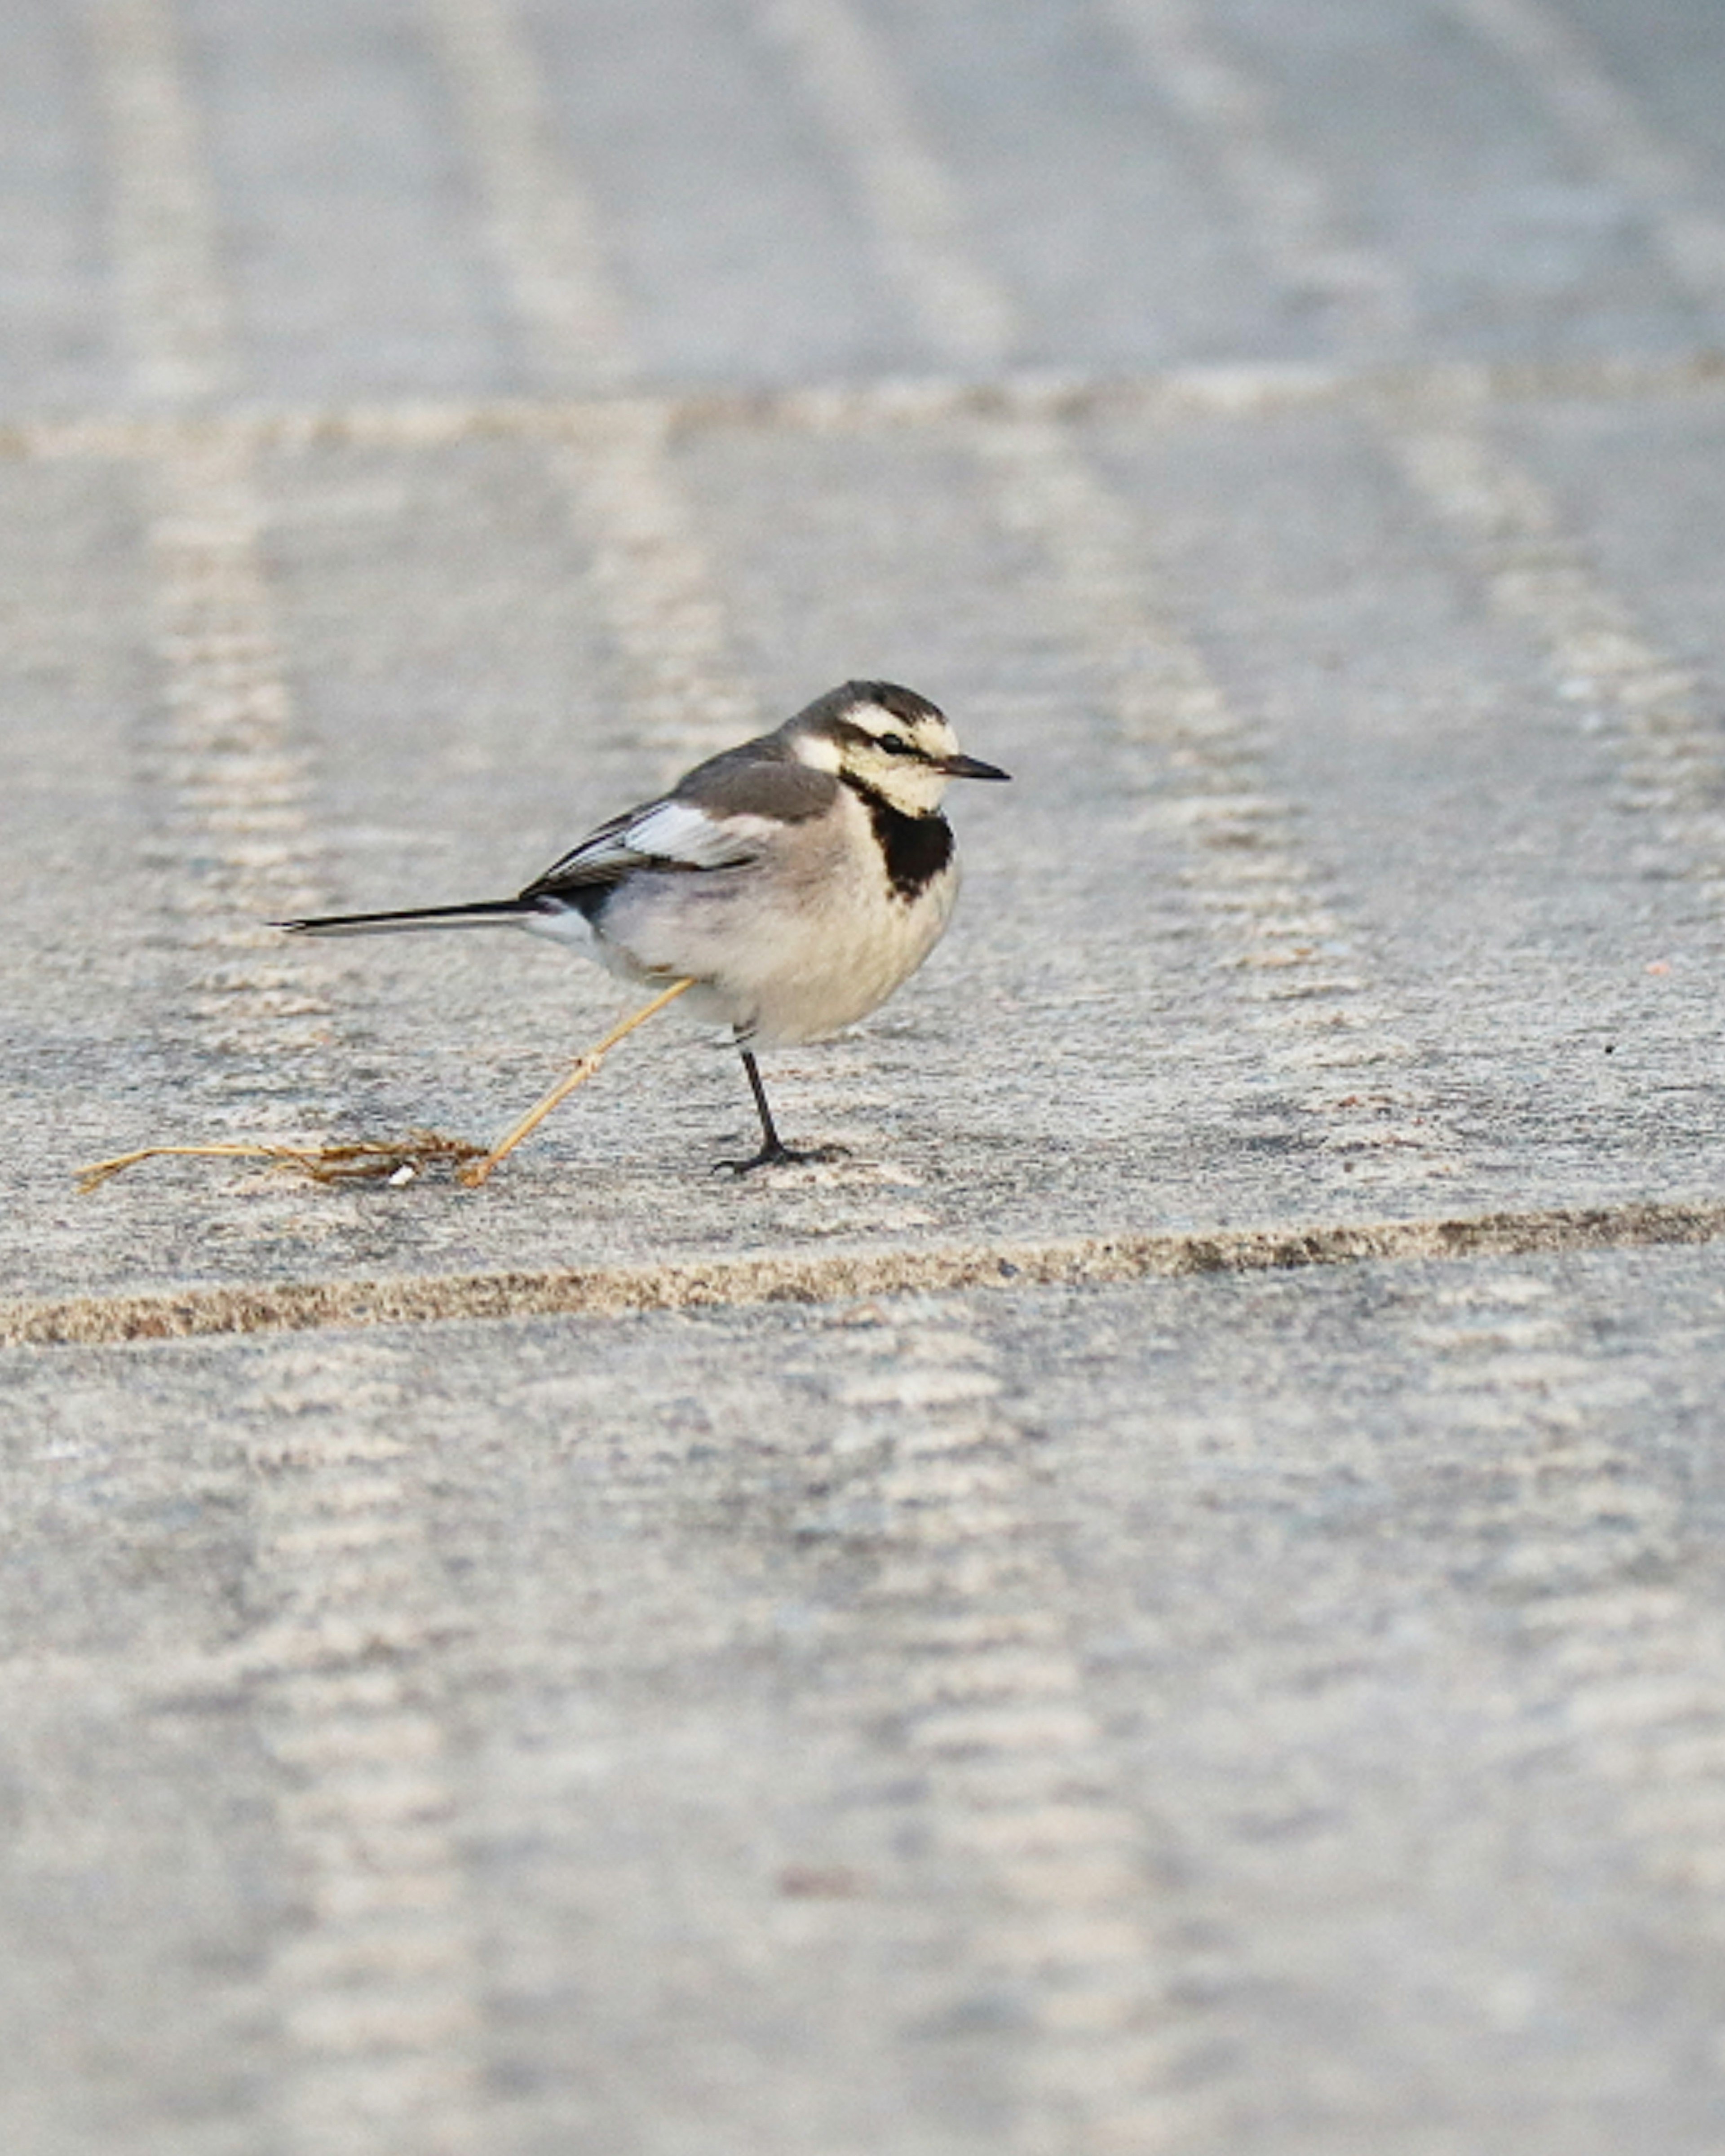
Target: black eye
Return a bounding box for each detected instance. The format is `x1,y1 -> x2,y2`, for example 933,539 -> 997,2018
879,733 -> 915,756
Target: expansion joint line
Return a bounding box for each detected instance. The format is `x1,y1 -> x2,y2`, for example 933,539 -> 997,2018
5,353 -> 1725,467
6,1199 -> 1725,1348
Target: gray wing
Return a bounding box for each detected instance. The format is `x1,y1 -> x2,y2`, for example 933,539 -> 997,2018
521,758 -> 838,899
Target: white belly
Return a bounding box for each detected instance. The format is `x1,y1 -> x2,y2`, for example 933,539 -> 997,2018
526,831 -> 961,1047
734,864 -> 959,1045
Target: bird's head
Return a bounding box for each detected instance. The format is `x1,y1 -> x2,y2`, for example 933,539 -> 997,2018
784,681 -> 1010,815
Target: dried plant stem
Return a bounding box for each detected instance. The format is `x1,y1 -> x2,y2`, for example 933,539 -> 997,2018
456,977 -> 696,1187
76,979 -> 699,1196
75,1131 -> 487,1195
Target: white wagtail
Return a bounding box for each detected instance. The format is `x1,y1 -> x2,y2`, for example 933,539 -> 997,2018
278,682 -> 1009,1181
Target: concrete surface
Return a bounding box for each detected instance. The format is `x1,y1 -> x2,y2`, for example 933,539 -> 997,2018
4,0 -> 1725,2149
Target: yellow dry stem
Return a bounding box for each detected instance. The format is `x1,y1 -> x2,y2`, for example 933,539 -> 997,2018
76,979 -> 699,1196
455,978 -> 695,1186
75,1132 -> 487,1194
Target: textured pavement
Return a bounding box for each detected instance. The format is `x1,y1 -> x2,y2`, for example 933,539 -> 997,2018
6,1 -> 1725,2150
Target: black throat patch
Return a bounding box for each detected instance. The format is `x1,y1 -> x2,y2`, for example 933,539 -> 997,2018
846,779 -> 955,901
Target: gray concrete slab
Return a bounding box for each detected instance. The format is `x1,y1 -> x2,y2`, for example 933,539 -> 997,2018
3,1247 -> 1725,2152
526,0 -> 920,386
179,0 -> 519,402
1193,0 -> 1704,359
0,0 -> 119,415
1557,0 -> 1725,199
857,0 -> 1295,369
5,379 -> 1724,1303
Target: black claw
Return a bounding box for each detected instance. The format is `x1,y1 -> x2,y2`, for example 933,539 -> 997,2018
715,1140 -> 847,1176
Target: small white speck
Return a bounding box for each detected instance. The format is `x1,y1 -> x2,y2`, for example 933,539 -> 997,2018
388,1165 -> 416,1187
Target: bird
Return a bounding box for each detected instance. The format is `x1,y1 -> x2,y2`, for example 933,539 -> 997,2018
276,681 -> 1010,1182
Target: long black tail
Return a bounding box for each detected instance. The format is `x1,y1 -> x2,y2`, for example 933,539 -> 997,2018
274,898 -> 538,938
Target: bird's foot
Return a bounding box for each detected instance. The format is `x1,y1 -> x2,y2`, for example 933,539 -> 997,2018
715,1140 -> 849,1176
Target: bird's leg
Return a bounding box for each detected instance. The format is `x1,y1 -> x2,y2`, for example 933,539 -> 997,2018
717,1047 -> 844,1174
457,977 -> 695,1188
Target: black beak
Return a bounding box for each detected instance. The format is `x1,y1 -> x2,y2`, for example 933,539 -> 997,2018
938,753 -> 1012,781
